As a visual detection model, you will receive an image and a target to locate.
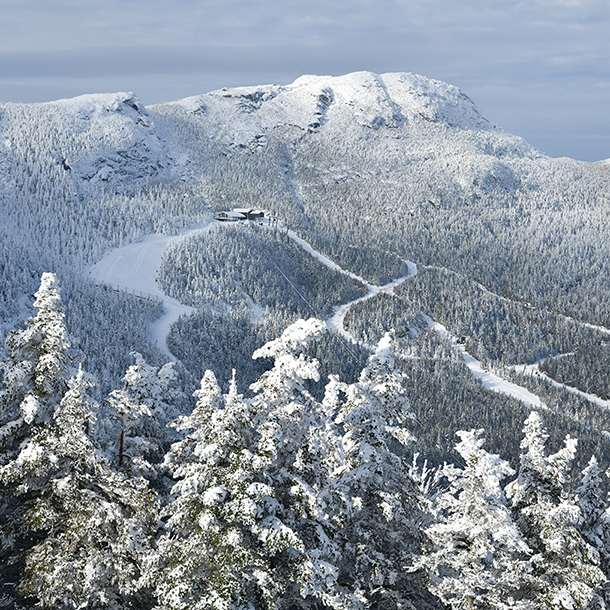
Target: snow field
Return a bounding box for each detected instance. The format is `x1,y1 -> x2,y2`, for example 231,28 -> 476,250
85,225 -> 211,359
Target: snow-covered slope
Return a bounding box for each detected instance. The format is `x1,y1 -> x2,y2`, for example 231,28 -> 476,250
3,69 -> 610,471
1,92 -> 166,187
155,71 -> 531,160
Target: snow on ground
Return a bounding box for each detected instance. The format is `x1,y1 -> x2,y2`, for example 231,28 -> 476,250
420,314 -> 544,408
85,225 -> 211,359
515,363 -> 610,410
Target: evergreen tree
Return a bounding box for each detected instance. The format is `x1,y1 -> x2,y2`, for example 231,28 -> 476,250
421,429 -> 531,609
0,272 -> 72,605
0,272 -> 70,461
107,352 -> 178,481
154,370 -> 285,610
575,456 -> 610,602
506,412 -> 607,609
0,275 -> 157,609
327,332 -> 431,608
248,318 -> 350,609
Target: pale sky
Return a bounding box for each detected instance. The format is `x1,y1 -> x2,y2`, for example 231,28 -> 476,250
1,0 -> 608,161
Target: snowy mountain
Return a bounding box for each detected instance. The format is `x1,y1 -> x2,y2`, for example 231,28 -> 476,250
2,70 -> 610,462
4,70 -> 610,610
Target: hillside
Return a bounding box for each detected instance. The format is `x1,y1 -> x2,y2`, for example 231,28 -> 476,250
5,70 -> 610,610
1,71 -> 610,465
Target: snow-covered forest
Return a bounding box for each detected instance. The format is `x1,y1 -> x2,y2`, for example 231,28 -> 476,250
3,276 -> 610,609
2,71 -> 610,608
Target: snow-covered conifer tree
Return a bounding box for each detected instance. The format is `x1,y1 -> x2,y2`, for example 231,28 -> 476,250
0,272 -> 70,460
248,318 -> 351,609
327,332 -> 430,608
421,429 -> 531,609
107,352 -> 178,480
154,369 -> 291,610
575,456 -> 610,600
0,276 -> 158,609
0,272 -> 72,604
506,412 -> 607,609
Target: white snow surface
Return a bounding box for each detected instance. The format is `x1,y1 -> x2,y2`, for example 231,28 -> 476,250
85,225 -> 211,359
168,71 -> 494,137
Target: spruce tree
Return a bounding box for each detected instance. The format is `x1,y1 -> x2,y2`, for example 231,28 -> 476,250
248,318 -> 349,609
575,456 -> 610,604
506,412 -> 607,609
154,370 -> 282,610
107,352 -> 178,481
421,429 -> 531,609
0,274 -> 157,609
327,332 -> 431,608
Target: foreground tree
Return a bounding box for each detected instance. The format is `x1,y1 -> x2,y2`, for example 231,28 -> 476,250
574,456 -> 610,603
0,272 -> 72,604
0,275 -> 158,609
154,370 -> 280,610
506,412 -> 607,609
154,319 -> 355,610
107,352 -> 178,482
327,332 -> 432,608
421,429 -> 532,609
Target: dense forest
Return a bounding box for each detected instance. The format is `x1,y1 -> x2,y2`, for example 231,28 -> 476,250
2,71 -> 610,608
3,275 -> 610,610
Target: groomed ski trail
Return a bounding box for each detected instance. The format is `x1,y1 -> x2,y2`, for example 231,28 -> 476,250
287,230 -> 416,342
85,224 -> 212,360
286,230 -> 544,409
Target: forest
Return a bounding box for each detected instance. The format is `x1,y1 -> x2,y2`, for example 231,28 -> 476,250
2,71 -> 610,608
2,274 -> 610,610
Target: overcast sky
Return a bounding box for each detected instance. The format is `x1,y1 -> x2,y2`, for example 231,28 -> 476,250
0,0 -> 608,161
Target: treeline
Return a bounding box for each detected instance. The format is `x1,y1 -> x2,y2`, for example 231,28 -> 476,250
4,275 -> 610,610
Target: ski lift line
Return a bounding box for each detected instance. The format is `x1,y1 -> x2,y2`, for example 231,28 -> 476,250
270,260 -> 361,363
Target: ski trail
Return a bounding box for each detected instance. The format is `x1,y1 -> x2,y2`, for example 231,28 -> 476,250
85,223 -> 212,360
515,363 -> 610,410
420,314 -> 543,408
285,229 -> 416,341
285,230 -> 544,408
422,262 -> 610,407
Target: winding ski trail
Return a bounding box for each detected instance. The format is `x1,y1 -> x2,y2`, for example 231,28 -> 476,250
287,232 -> 543,408
86,222 -> 590,410
286,229 -> 416,343
85,224 -> 211,359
